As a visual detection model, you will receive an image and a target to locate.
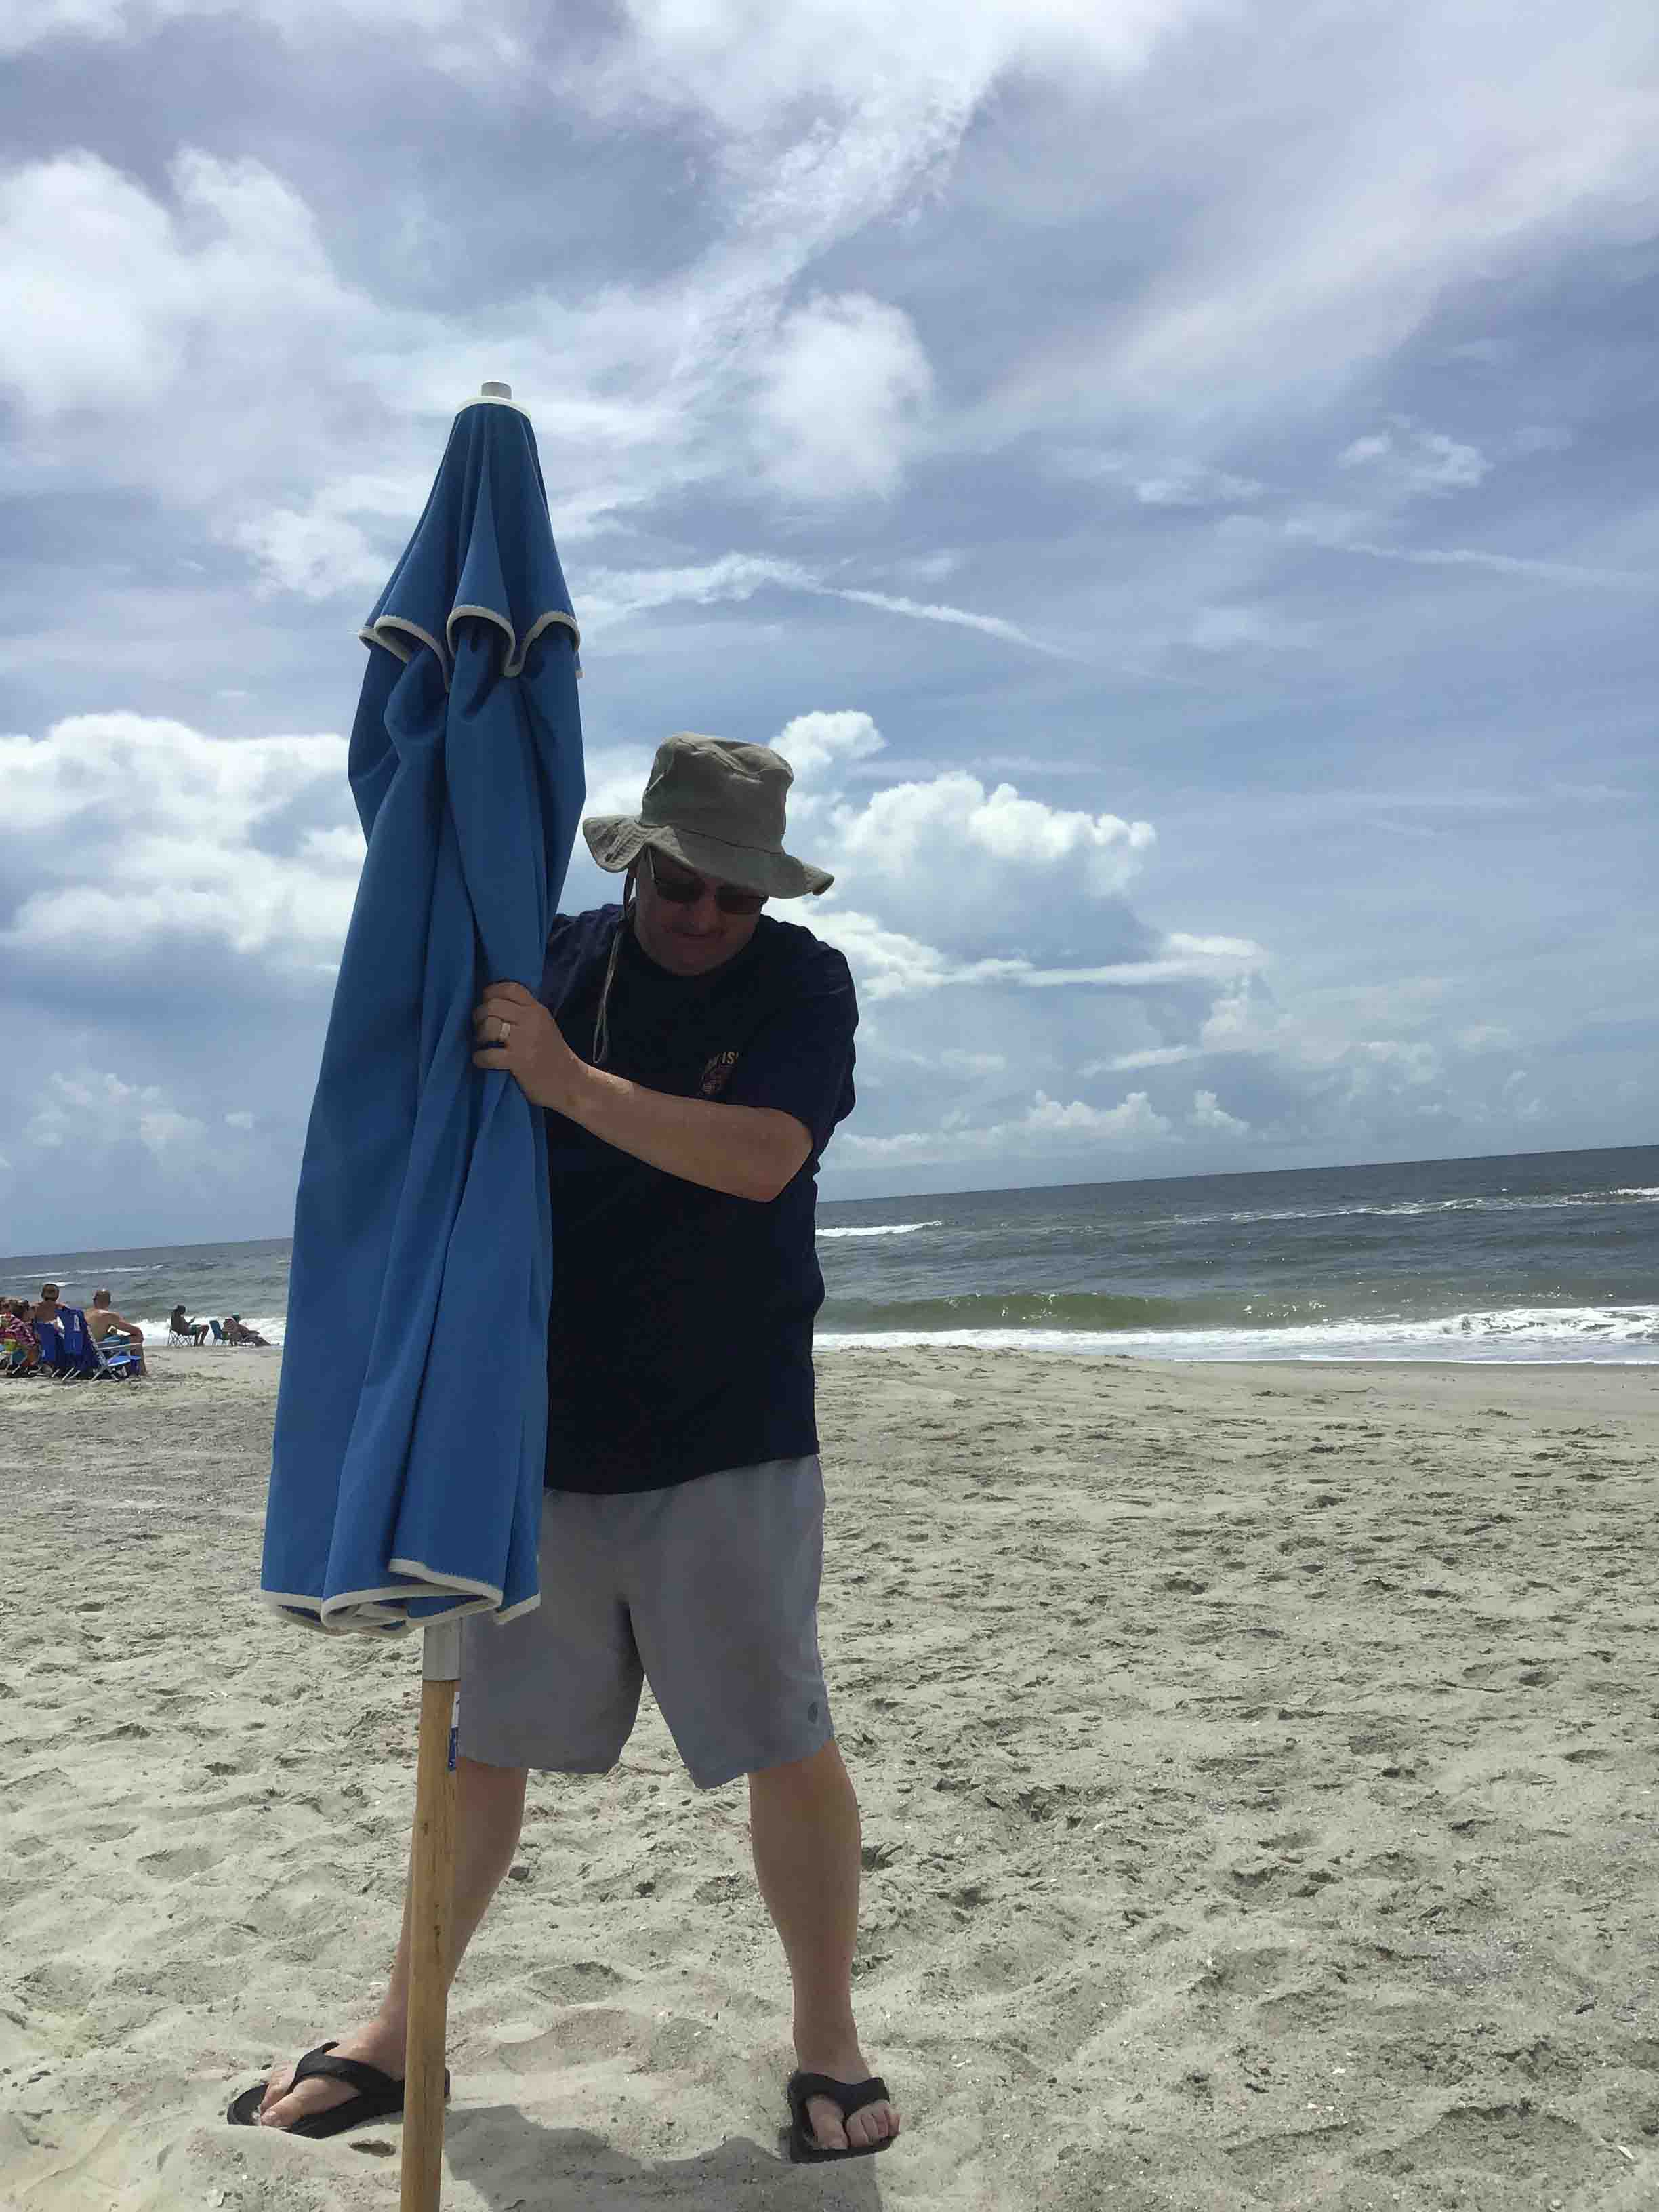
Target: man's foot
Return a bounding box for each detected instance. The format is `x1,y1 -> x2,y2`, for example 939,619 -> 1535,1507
255,2022 -> 405,2129
792,2041 -> 899,2154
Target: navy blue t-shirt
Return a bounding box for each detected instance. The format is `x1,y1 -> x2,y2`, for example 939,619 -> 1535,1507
539,905 -> 857,1493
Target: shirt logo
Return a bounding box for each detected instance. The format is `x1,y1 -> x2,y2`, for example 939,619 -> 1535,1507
699,1049 -> 739,1098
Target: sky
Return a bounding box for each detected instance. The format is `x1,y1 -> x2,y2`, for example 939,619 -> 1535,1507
2,0 -> 1656,1253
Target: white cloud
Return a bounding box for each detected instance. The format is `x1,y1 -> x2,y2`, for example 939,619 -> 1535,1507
0,4 -> 1238,597
1293,533 -> 1656,590
0,0 -> 125,54
826,771 -> 1154,945
1337,423 -> 1491,495
577,555 -> 1055,655
812,909 -> 1029,1000
1018,944 -> 1263,987
138,1107 -> 209,1155
1183,605 -> 1316,653
1458,1023 -> 1514,1050
754,293 -> 933,501
1134,468 -> 1266,507
26,1069 -> 205,1157
1502,1069 -> 1543,1123
594,0 -> 1221,244
580,555 -> 816,633
1060,449 -> 1267,509
0,0 -> 529,64
232,505 -> 390,602
995,7 -> 1659,441
883,550 -> 964,585
1167,933 -> 1265,960
1222,504 -> 1654,592
819,918 -> 1265,1002
1025,1089 -> 1170,1139
1345,1040 -> 1440,1086
773,709 -> 888,784
821,588 -> 1064,656
0,713 -> 356,962
1338,434 -> 1391,469
1083,1044 -> 1200,1073
0,150 -> 360,426
224,1111 -> 257,1129
1201,975 -> 1286,1052
1189,1087 -> 1248,1135
842,1086 -> 1172,1164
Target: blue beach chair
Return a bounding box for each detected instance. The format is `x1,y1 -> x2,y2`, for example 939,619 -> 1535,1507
91,1327 -> 142,1380
33,1319 -> 73,1378
54,1307 -> 106,1382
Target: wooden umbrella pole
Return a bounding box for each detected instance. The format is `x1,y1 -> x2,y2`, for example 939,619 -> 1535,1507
402,1617 -> 462,2212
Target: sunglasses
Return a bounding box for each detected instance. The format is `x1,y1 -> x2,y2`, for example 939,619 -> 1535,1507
643,844 -> 766,916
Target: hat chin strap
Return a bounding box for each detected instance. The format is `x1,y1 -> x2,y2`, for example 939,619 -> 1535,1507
592,878 -> 636,1070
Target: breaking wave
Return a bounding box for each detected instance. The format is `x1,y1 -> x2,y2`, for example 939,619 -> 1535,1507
817,1221 -> 943,1239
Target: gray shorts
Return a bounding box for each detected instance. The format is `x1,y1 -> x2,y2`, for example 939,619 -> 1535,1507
457,1456 -> 832,1790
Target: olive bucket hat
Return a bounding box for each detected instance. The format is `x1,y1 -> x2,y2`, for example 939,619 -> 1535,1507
581,734 -> 833,899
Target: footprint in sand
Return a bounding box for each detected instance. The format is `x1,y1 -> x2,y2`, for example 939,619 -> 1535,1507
137,1843 -> 219,1879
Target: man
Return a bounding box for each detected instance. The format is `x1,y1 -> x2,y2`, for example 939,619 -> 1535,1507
34,1282 -> 64,1327
87,1288 -> 147,1372
169,1303 -> 210,1346
237,737 -> 898,2163
224,1314 -> 269,1346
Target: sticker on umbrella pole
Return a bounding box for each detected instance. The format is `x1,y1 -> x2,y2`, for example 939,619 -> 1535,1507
448,1725 -> 458,1773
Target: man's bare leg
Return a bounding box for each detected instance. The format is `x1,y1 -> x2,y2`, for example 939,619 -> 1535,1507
257,1755 -> 526,2129
749,1740 -> 900,2154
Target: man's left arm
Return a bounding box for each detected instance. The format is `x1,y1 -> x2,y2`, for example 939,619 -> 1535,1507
472,981 -> 815,1202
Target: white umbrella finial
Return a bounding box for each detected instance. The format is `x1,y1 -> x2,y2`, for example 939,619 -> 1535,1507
481,380 -> 512,398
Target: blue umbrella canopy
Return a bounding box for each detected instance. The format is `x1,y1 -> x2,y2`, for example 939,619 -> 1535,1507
262,390 -> 584,1633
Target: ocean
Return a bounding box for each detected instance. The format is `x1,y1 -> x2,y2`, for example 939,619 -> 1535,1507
3,1143 -> 1656,1363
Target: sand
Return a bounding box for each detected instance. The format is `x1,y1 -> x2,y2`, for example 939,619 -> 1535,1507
2,1344 -> 1658,2211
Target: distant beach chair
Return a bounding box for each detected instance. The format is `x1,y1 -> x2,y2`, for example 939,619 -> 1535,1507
208,1319 -> 225,1344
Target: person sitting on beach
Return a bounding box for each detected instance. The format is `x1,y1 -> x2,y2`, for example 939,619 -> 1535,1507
34,1282 -> 64,1327
87,1289 -> 147,1373
169,1304 -> 210,1346
0,1299 -> 38,1372
222,1314 -> 268,1346
235,737 -> 895,2165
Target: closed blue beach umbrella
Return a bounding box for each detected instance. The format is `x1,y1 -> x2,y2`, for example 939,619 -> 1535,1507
262,383 -> 584,1634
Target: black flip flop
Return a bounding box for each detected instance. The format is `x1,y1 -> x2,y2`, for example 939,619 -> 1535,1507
785,2070 -> 896,2164
226,2041 -> 450,2139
